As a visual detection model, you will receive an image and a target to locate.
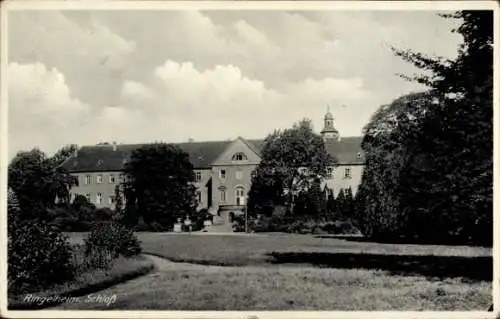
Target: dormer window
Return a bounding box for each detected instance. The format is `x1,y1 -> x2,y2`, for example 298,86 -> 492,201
97,159 -> 103,166
357,152 -> 362,159
231,152 -> 247,161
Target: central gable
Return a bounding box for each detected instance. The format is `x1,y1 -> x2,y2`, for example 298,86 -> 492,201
211,137 -> 261,166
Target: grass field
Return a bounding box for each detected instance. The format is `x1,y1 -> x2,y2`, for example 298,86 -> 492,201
63,232 -> 492,310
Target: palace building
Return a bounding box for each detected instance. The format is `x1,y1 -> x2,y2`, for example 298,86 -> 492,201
62,109 -> 365,223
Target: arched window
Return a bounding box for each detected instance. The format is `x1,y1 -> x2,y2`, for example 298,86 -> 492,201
231,152 -> 248,161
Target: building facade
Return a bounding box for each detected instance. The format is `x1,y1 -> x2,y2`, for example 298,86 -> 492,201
62,110 -> 365,224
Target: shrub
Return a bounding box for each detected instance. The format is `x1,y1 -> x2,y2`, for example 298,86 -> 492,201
244,214 -> 361,235
8,219 -> 75,294
84,222 -> 142,259
319,219 -> 360,235
192,209 -> 213,231
232,213 -> 256,232
70,244 -> 114,274
52,216 -> 92,232
94,207 -> 116,222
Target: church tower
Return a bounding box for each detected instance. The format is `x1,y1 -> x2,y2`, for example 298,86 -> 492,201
320,105 -> 340,141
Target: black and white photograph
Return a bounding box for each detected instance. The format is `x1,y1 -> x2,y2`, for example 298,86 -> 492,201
1,0 -> 496,316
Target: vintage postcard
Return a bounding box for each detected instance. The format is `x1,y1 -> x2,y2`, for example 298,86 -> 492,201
0,1 -> 497,318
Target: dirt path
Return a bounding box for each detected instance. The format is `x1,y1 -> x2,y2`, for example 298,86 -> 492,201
49,254 -> 230,310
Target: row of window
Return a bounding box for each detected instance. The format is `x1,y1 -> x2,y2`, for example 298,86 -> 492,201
82,167 -> 351,186
195,170 -> 244,182
83,174 -> 118,185
217,186 -> 245,204
73,193 -> 116,205
217,169 -> 244,181
326,167 -> 352,179
195,187 -> 246,204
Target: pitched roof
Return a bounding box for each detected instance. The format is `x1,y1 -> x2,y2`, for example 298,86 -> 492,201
325,137 -> 365,164
63,137 -> 364,173
247,137 -> 364,164
63,141 -> 232,172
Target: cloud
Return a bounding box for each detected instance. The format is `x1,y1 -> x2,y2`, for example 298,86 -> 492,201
120,60 -> 375,141
8,63 -> 91,157
9,11 -> 136,106
8,62 -> 173,159
7,10 -> 464,157
121,80 -> 156,101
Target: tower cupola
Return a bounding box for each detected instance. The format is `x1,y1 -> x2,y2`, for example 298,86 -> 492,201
321,105 -> 340,141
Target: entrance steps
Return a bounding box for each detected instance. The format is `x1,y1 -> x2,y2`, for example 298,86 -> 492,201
204,217 -> 234,233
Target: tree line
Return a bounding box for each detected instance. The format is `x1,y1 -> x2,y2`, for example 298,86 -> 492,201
354,11 -> 492,246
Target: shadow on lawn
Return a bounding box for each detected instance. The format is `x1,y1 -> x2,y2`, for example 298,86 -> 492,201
314,235 -> 492,248
268,252 -> 491,282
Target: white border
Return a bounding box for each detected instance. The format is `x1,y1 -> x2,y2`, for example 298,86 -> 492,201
0,1 -> 498,318
1,1 -> 498,11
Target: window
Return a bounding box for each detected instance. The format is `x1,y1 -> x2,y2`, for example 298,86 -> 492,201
326,167 -> 333,178
231,152 -> 248,161
219,169 -> 226,180
235,187 -> 245,206
97,159 -> 103,166
108,196 -> 114,205
219,189 -> 226,202
85,193 -> 91,202
344,168 -> 351,179
357,152 -> 362,159
96,175 -> 103,184
195,172 -> 202,182
96,193 -> 102,205
236,170 -> 243,180
85,175 -> 91,185
109,175 -> 116,183
196,191 -> 202,203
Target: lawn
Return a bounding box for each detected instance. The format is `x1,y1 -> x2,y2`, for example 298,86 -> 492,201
62,232 -> 492,310
56,256 -> 491,311
135,232 -> 492,265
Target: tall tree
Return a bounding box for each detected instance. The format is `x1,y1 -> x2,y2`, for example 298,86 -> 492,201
325,188 -> 338,220
113,184 -> 123,216
248,118 -> 335,215
396,10 -> 492,245
51,144 -> 78,167
8,148 -> 77,219
122,143 -> 197,230
341,187 -> 355,218
357,11 -> 492,244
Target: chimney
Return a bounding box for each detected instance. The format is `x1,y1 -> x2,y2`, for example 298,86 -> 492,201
73,147 -> 78,158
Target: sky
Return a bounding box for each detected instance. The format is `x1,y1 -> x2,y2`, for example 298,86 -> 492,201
7,8 -> 463,159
